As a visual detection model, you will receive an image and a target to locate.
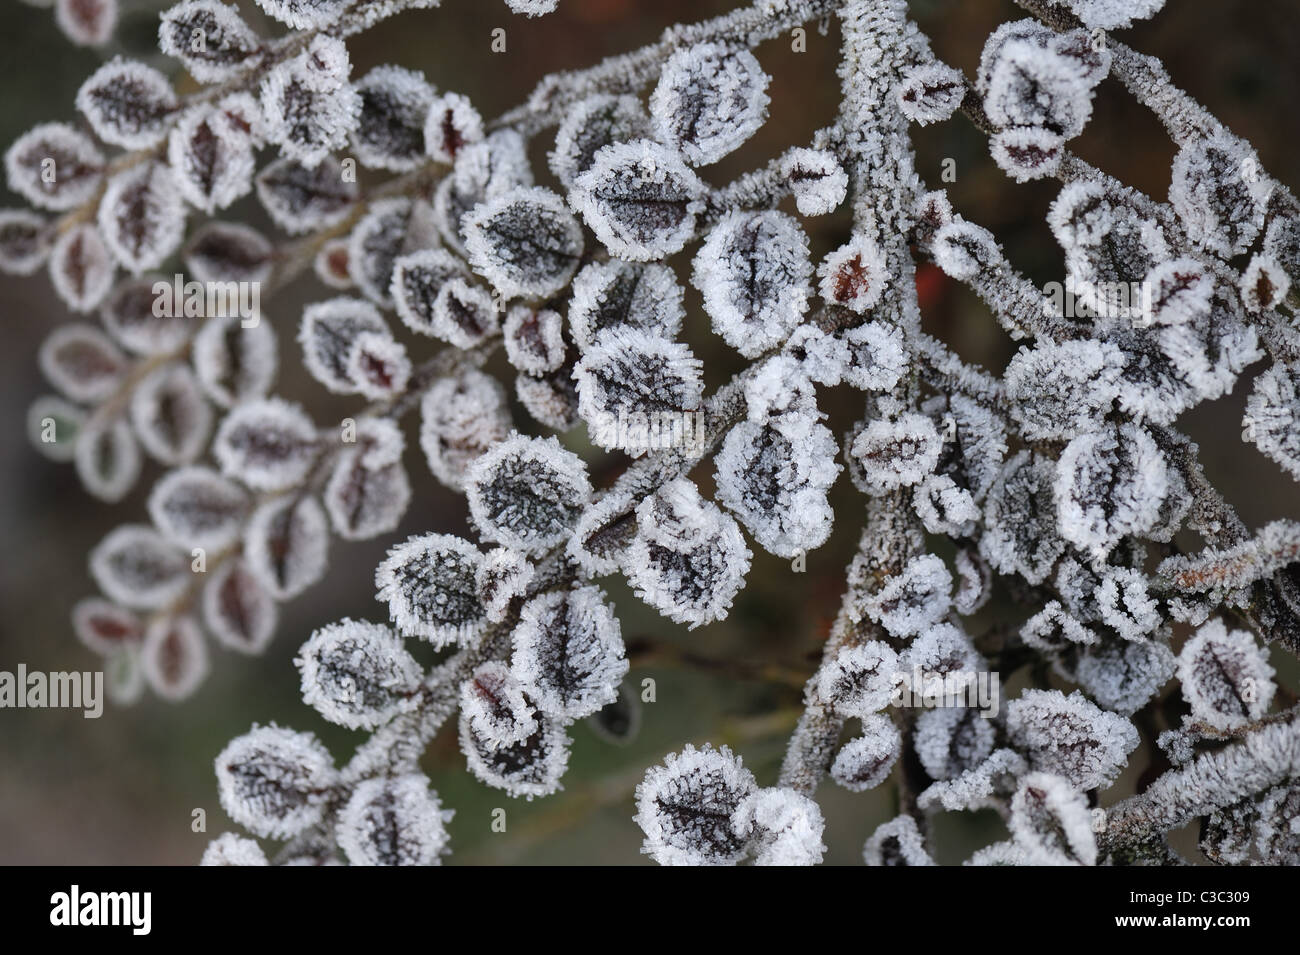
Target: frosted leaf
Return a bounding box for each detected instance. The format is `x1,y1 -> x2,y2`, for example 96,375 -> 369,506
791,321 -> 906,393
1020,601 -> 1098,652
90,524 -> 190,609
897,62 -> 966,126
72,597 -> 142,655
1176,619 -> 1276,731
158,1 -> 261,83
351,65 -> 434,171
627,477 -> 752,629
693,210 -> 812,357
244,496 -> 330,600
549,94 -> 649,187
168,106 -> 255,213
781,148 -> 847,217
215,724 -> 337,839
213,398 -> 319,492
634,743 -> 757,866
1140,258 -> 1215,328
990,127 -> 1066,182
315,237 -> 352,289
1254,785 -> 1300,864
39,324 -> 127,404
76,58 -> 177,149
966,841 -> 1033,866
1170,135 -> 1272,258
863,816 -> 934,867
505,0 -> 558,14
75,416 -> 141,502
850,412 -> 943,494
983,31 -> 1107,139
1243,363 -> 1300,481
0,208 -> 49,275
183,222 -> 273,286
917,748 -> 1027,812
650,42 -> 769,167
818,234 -> 887,313
256,156 -> 358,235
1006,338 -> 1121,441
900,622 -> 984,679
129,362 -> 212,465
296,619 -> 421,730
423,92 -> 484,165
1005,688 -> 1139,790
744,354 -> 816,422
420,368 -> 511,490
347,333 -> 411,401
715,410 -> 839,558
4,122 -> 104,211
1264,214 -> 1300,283
815,642 -> 899,718
148,466 -> 248,550
1241,254 -> 1290,312
930,219 -> 1000,282
504,305 -> 566,376
352,199 -> 439,307
201,558 -> 277,655
1009,772 -> 1096,865
463,186 -> 584,299
953,547 -> 992,615
1063,0 -> 1166,30
461,661 -> 539,749
831,713 -> 901,792
1054,422 -> 1168,558
980,451 -> 1067,585
862,554 -> 952,639
200,833 -> 268,867
566,487 -> 636,578
460,707 -> 570,799
374,533 -> 485,646
1075,636 -> 1175,716
255,0 -> 346,30
433,129 -> 532,254
260,36 -> 359,166
392,249 -> 495,346
55,0 -> 117,45
141,615 -> 209,701
569,139 -> 706,261
574,327 -> 704,450
731,788 -> 826,866
49,224 -> 114,313
510,586 -> 627,722
517,370 -> 580,432
1095,567 -> 1160,640
475,548 -> 534,624
97,162 -> 185,274
192,314 -> 278,408
465,433 -> 592,553
915,707 -> 996,783
568,259 -> 684,351
914,474 -> 979,536
337,774 -> 452,866
324,427 -> 410,543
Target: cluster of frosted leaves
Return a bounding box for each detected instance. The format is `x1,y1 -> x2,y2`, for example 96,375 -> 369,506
435,129 -> 531,255
1005,689 -> 1139,790
1176,619 -> 1276,731
260,36 -> 359,166
465,434 -> 592,553
296,619 -> 421,730
215,724 -> 337,839
391,248 -> 499,349
693,211 -> 812,357
978,21 -> 1110,181
299,298 -> 410,400
337,774 -> 453,866
715,371 -> 840,558
635,744 -> 825,866
626,478 -> 752,629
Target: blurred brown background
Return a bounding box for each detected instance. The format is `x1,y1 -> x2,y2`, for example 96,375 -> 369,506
1,0 -> 1298,865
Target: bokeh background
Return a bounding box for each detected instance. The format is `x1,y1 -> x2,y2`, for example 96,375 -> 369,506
1,0 -> 1298,864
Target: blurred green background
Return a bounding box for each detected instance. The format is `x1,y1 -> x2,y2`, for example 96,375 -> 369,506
1,0 -> 1299,865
